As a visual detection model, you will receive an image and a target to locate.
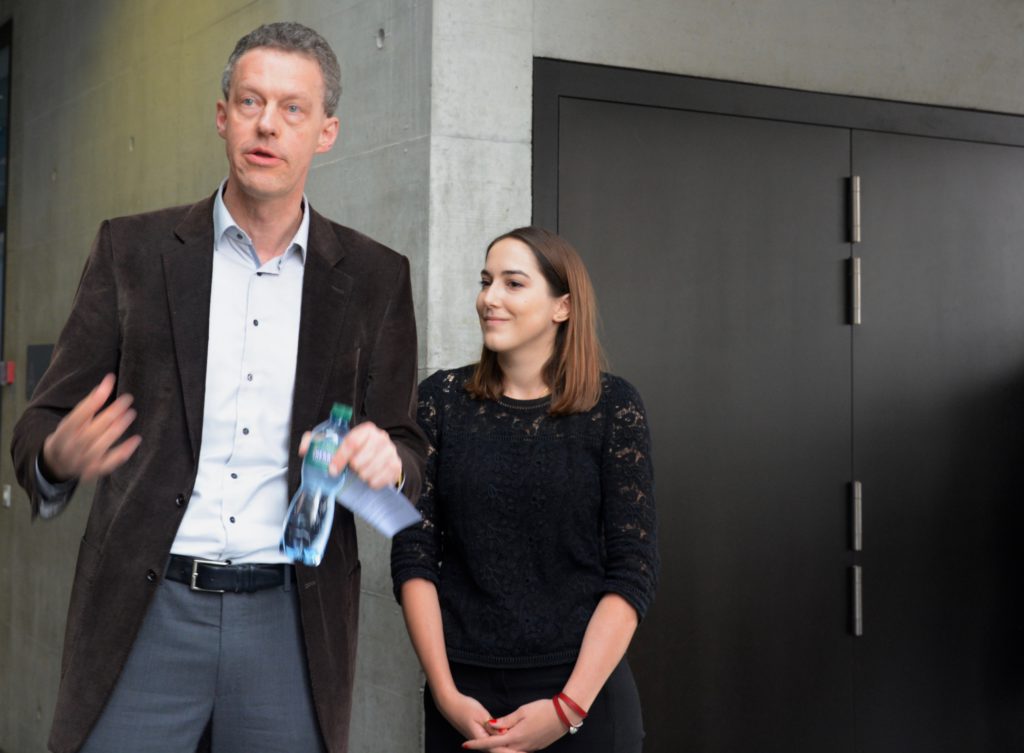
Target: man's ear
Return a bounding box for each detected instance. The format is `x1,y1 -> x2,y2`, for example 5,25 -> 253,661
553,294 -> 570,323
215,100 -> 228,140
316,116 -> 340,153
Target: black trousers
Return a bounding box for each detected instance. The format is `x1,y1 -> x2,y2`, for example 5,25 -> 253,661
424,659 -> 643,753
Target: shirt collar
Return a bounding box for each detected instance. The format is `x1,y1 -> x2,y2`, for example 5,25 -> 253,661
213,179 -> 310,266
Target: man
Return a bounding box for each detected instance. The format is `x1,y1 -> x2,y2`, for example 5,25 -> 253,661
10,22 -> 425,753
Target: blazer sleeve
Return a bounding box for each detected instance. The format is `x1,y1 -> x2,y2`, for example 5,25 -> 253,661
364,254 -> 427,504
10,220 -> 122,518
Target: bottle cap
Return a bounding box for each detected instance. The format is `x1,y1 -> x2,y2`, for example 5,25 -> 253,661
330,403 -> 353,423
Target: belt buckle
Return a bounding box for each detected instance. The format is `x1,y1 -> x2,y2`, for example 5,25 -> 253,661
190,558 -> 229,593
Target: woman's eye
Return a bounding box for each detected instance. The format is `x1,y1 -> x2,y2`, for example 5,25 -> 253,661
479,279 -> 491,288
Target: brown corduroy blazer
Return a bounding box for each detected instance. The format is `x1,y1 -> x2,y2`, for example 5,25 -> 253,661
10,193 -> 426,753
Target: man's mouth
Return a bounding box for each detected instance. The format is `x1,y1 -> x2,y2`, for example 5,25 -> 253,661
245,147 -> 282,165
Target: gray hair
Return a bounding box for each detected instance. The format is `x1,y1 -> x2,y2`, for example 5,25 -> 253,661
221,22 -> 342,117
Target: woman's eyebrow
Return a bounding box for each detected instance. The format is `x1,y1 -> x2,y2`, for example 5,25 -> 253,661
483,269 -> 531,278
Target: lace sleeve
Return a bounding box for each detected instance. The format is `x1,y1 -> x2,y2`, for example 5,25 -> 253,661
390,370 -> 446,602
601,378 -> 659,619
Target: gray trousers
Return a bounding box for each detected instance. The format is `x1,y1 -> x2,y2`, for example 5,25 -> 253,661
80,572 -> 325,753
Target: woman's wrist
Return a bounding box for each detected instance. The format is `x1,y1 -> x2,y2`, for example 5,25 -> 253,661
559,686 -> 594,718
429,678 -> 462,708
552,691 -> 589,734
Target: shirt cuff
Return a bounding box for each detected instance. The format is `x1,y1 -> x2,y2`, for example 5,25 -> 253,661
35,455 -> 77,519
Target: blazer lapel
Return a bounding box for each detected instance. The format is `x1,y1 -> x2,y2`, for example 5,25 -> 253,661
289,210 -> 354,484
163,196 -> 216,463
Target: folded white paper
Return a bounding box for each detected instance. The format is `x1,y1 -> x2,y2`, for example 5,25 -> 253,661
335,475 -> 421,538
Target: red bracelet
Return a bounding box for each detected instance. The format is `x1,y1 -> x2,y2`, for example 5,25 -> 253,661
557,692 -> 589,719
552,696 -> 573,730
552,693 -> 587,735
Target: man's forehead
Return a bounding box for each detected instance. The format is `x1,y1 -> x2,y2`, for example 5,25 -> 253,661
230,47 -> 324,90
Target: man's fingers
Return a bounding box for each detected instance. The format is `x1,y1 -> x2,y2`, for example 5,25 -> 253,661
65,393 -> 135,459
298,431 -> 312,457
329,426 -> 370,475
349,450 -> 396,489
77,409 -> 137,473
71,397 -> 136,472
89,408 -> 138,461
45,376 -> 136,482
62,373 -> 117,432
341,423 -> 399,487
82,435 -> 142,481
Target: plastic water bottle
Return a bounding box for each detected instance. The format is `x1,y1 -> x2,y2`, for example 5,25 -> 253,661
280,403 -> 353,566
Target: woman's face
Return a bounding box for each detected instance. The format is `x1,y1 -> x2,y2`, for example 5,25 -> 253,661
477,238 -> 570,365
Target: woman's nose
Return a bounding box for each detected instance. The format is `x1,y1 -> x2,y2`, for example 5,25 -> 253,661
481,284 -> 501,307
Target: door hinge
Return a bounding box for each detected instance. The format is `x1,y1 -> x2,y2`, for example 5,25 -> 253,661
850,175 -> 861,243
851,565 -> 864,637
849,257 -> 862,325
851,481 -> 863,552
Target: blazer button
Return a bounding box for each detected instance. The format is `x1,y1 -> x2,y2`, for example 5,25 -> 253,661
146,569 -> 158,583
175,494 -> 186,508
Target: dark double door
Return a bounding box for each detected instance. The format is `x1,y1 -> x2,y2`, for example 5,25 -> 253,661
534,61 -> 1024,752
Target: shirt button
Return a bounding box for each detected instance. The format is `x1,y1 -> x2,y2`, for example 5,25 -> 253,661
236,233 -> 243,240
230,473 -> 238,479
175,494 -> 185,508
246,373 -> 253,382
146,570 -> 158,583
229,516 -> 236,524
253,319 -> 259,326
242,428 -> 250,435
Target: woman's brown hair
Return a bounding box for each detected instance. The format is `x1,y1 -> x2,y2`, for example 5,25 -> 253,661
465,226 -> 605,414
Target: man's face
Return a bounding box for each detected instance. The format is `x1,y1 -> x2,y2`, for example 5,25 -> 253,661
216,47 -> 339,205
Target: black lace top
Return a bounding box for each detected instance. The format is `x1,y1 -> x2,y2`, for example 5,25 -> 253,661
391,366 -> 659,668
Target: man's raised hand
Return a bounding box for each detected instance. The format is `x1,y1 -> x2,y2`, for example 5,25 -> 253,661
41,373 -> 142,483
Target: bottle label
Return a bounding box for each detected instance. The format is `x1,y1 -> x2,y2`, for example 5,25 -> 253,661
307,441 -> 337,472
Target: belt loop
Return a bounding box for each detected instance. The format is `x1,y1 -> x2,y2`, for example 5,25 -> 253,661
282,565 -> 294,592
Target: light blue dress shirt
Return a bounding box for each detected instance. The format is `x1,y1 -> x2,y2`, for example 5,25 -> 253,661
38,183 -> 309,565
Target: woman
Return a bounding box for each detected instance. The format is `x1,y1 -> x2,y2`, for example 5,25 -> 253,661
391,227 -> 658,752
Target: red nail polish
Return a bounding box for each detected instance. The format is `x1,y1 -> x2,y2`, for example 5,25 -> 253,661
500,728 -> 508,734
488,719 -> 497,725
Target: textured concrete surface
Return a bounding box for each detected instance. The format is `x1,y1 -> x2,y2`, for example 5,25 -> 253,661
3,0 -> 1024,751
0,2 -> 431,752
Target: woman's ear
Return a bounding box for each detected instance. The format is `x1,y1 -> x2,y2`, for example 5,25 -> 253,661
553,294 -> 570,323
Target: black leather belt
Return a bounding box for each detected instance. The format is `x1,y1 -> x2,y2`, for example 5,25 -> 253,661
165,554 -> 292,594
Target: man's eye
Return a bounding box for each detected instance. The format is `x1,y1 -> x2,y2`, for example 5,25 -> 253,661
241,97 -> 256,106
287,104 -> 301,113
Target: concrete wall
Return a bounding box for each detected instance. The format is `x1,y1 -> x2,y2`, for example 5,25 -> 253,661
0,1 -> 430,751
2,0 -> 1024,751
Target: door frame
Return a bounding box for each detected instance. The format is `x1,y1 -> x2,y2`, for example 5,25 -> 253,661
533,58 -> 1024,229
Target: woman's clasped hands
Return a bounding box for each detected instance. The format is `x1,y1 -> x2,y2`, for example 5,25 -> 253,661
457,697 -> 572,752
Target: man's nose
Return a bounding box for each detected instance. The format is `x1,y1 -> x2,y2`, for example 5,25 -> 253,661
257,105 -> 280,135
